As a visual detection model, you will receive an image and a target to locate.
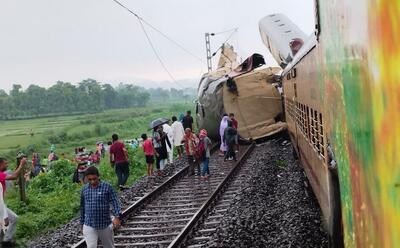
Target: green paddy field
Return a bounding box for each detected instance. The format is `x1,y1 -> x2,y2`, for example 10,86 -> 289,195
0,103 -> 192,246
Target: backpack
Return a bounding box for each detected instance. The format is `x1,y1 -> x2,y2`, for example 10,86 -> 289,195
196,139 -> 207,162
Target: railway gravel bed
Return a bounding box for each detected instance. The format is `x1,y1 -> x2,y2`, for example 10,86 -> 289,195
208,137 -> 328,248
27,159 -> 188,248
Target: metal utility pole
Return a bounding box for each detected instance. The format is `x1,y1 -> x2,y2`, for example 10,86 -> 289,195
205,33 -> 212,72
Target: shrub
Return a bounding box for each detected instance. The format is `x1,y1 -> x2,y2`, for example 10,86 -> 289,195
28,160 -> 76,193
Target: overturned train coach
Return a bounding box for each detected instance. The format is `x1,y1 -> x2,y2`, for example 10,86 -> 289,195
196,44 -> 286,141
260,2 -> 400,247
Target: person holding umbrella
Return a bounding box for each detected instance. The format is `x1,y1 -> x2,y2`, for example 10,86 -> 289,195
150,118 -> 170,175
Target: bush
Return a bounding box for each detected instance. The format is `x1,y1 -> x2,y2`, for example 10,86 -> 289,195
28,160 -> 76,193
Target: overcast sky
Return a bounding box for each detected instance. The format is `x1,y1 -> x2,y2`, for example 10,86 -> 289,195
0,0 -> 314,92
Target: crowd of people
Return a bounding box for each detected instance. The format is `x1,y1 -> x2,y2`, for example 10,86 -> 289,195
0,110 -> 240,247
139,110 -> 239,179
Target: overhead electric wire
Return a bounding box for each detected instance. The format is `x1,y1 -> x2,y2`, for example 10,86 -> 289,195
111,0 -> 188,88
211,28 -> 239,57
140,20 -> 204,64
137,19 -> 184,88
112,0 -> 204,63
212,27 -> 238,36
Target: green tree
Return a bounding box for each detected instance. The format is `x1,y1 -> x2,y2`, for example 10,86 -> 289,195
25,85 -> 47,116
0,89 -> 8,97
102,84 -> 118,109
78,79 -> 103,112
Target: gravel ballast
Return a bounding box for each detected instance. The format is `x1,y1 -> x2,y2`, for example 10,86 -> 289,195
211,137 -> 328,247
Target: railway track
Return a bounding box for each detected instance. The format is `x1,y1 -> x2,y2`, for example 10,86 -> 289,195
72,143 -> 254,248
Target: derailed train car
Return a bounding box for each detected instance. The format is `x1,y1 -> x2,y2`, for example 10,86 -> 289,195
260,3 -> 400,247
196,44 -> 286,141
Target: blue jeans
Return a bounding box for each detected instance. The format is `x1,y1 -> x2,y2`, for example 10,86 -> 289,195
201,158 -> 210,176
115,161 -> 130,186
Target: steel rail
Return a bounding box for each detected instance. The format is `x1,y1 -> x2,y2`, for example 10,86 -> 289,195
168,142 -> 255,248
71,143 -> 220,248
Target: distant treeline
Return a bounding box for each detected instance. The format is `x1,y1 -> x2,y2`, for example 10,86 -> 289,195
0,79 -> 196,120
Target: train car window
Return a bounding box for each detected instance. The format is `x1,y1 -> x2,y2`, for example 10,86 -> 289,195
293,102 -> 326,160
314,0 -> 321,40
310,108 -> 315,146
319,113 -> 325,156
302,104 -> 306,134
306,106 -> 310,140
296,102 -> 300,125
291,68 -> 297,78
314,110 -> 319,153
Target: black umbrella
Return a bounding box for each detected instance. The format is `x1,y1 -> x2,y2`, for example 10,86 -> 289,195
149,118 -> 169,129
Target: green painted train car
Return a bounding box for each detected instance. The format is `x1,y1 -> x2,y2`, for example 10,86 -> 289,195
260,1 -> 399,247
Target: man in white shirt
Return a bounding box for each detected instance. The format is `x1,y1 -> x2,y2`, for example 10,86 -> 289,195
170,116 -> 185,159
162,122 -> 174,164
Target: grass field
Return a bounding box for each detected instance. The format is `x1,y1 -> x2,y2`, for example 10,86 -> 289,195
0,103 -> 193,161
0,116 -> 76,155
0,102 -> 194,245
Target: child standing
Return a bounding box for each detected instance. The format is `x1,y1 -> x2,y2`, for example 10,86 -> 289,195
141,134 -> 156,176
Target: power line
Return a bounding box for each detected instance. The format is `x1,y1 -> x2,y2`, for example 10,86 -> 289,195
111,0 -> 186,88
212,27 -> 238,36
137,19 -> 184,88
212,28 -> 238,57
221,28 -> 239,46
112,0 -> 204,63
140,20 -> 204,64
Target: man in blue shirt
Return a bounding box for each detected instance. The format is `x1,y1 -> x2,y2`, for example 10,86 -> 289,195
80,167 -> 121,248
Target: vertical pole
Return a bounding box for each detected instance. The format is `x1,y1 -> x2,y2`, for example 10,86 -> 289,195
205,33 -> 212,72
19,173 -> 26,202
18,160 -> 26,202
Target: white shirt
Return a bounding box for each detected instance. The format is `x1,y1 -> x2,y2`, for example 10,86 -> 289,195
162,124 -> 174,152
0,183 -> 8,226
171,121 -> 185,146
